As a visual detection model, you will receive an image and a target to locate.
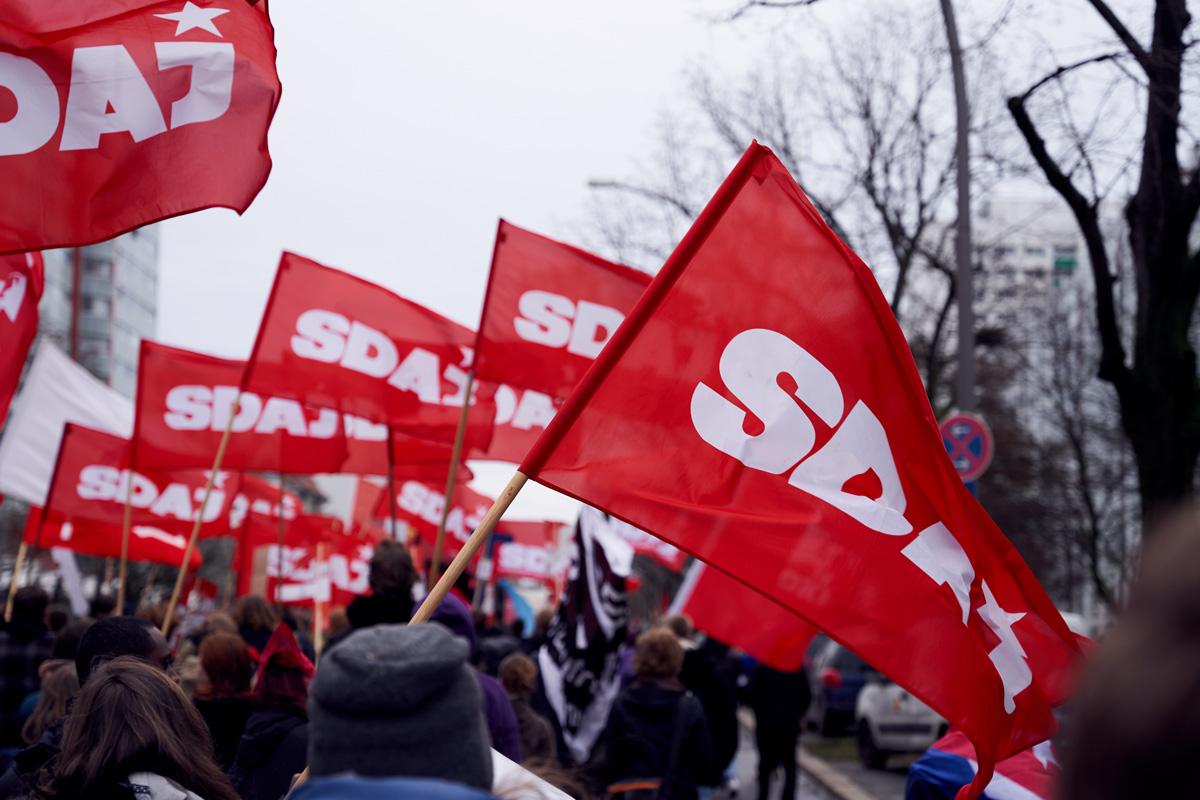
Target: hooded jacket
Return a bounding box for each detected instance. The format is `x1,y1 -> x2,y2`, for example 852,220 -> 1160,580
599,681 -> 715,800
230,707 -> 308,800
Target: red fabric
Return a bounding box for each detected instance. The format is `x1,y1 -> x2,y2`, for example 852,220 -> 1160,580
0,254 -> 42,422
373,478 -> 493,561
520,143 -> 1081,778
134,340 -> 472,478
246,514 -> 371,607
470,384 -> 559,463
474,221 -> 650,400
672,563 -> 816,671
135,340 -> 348,472
45,423 -> 235,535
252,623 -> 314,715
243,252 -> 495,447
24,505 -> 203,569
493,519 -> 561,582
0,1 -> 279,254
607,517 -> 686,572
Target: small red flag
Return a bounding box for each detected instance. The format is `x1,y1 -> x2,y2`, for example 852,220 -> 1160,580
0,253 -> 43,421
493,519 -> 562,583
0,1 -> 281,253
25,505 -> 203,570
671,562 -> 817,671
45,423 -> 236,535
520,143 -> 1081,792
244,253 -> 495,447
474,221 -> 650,400
374,478 -> 493,561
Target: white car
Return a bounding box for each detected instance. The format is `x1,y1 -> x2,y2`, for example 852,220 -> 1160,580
855,675 -> 947,769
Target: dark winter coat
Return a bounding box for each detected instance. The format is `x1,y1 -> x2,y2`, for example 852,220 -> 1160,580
598,680 -> 715,800
194,695 -> 253,772
0,712 -> 63,796
746,665 -> 811,737
679,647 -> 739,777
476,671 -> 523,764
230,707 -> 309,800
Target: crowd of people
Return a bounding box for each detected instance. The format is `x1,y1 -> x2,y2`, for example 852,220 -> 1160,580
0,539 -> 817,800
2,504 -> 1195,800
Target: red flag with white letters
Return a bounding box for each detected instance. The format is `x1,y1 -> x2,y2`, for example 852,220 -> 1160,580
493,519 -> 562,583
373,478 -> 493,561
0,0 -> 280,254
0,253 -> 43,420
45,423 -> 236,535
25,505 -> 203,569
474,221 -> 650,401
243,253 -> 495,447
135,340 -> 474,479
670,562 -> 816,671
470,384 -> 560,463
520,143 -> 1081,795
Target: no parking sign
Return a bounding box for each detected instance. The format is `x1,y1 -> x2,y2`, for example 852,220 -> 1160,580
939,411 -> 994,483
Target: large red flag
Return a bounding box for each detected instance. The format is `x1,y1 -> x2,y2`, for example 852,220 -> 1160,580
474,221 -> 650,401
670,562 -> 816,671
243,253 -> 495,446
519,143 -> 1081,791
0,253 -> 43,420
45,423 -> 235,535
470,384 -> 559,463
0,0 -> 280,254
25,505 -> 202,570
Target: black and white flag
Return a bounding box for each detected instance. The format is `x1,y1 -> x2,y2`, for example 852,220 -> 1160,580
537,505 -> 633,764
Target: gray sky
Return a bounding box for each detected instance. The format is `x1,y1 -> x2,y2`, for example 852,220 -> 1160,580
157,1 -> 771,519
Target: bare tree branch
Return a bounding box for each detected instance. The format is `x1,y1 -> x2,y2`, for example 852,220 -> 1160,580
1083,0 -> 1153,72
586,180 -> 696,220
726,0 -> 825,22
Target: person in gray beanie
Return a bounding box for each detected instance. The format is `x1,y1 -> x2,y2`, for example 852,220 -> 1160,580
306,622 -> 495,792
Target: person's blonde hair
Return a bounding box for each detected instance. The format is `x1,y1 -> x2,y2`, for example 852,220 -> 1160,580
23,662 -> 78,745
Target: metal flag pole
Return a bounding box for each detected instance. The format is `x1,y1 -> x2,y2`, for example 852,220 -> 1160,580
428,369 -> 475,590
411,470 -> 526,623
161,394 -> 240,634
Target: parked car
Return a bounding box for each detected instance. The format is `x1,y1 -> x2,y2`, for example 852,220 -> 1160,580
805,637 -> 871,735
856,673 -> 947,769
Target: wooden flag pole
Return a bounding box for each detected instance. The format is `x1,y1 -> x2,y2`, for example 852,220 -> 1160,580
115,490 -> 134,615
412,470 -> 526,623
4,541 -> 29,622
386,426 -> 399,539
274,471 -> 288,617
161,395 -> 240,635
429,369 -> 475,589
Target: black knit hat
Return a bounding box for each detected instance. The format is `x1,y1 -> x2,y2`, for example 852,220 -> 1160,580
308,623 -> 494,790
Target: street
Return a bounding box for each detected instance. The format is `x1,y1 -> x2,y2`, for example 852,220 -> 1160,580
731,724 -> 834,800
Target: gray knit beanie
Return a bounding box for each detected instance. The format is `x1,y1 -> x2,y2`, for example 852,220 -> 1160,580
308,623 -> 494,789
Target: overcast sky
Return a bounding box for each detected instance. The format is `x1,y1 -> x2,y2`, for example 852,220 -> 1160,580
156,1 -> 780,519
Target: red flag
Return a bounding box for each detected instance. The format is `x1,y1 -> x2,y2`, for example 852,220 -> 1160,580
374,478 -> 493,561
249,514 -> 370,607
520,143 -> 1081,784
493,519 -> 561,583
25,505 -> 202,570
0,1 -> 280,254
0,253 -> 43,420
470,384 -> 560,463
605,516 -> 686,572
671,562 -> 816,671
45,423 -> 235,535
474,221 -> 650,400
135,340 -> 474,478
243,252 -> 495,446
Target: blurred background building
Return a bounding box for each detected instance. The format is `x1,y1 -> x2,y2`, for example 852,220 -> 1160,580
38,228 -> 160,398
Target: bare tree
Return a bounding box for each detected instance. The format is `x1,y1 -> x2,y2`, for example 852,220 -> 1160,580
1007,0 -> 1200,529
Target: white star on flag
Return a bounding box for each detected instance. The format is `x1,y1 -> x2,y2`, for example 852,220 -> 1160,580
155,2 -> 230,37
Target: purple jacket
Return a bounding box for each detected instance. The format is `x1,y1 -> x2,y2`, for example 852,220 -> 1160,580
432,596 -> 523,763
